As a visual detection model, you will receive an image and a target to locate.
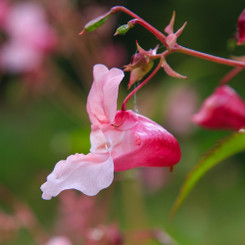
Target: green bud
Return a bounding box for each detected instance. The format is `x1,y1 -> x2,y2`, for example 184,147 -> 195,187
114,24 -> 131,36
84,13 -> 111,32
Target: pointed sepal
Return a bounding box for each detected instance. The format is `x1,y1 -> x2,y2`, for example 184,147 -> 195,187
164,11 -> 176,34
161,59 -> 187,79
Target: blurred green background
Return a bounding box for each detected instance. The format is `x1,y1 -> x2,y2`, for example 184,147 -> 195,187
0,0 -> 245,244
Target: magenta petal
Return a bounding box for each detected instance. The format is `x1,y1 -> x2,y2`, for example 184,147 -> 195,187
41,153 -> 114,200
97,110 -> 181,171
192,85 -> 245,130
86,64 -> 124,125
238,9 -> 245,45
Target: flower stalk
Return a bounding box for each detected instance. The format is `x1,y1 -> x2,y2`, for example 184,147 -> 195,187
121,59 -> 163,111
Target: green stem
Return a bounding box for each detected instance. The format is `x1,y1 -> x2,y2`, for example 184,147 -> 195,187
121,171 -> 148,245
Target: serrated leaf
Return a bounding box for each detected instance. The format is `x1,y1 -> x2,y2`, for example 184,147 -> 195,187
171,130 -> 245,217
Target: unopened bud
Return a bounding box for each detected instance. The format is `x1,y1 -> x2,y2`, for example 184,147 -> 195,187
192,85 -> 245,130
114,24 -> 132,36
124,53 -> 154,89
238,9 -> 245,45
79,13 -> 111,35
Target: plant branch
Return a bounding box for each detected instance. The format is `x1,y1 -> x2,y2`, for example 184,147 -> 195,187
121,59 -> 163,111
177,45 -> 245,68
220,67 -> 243,85
111,6 -> 167,46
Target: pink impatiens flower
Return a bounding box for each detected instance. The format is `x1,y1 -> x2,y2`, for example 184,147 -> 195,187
0,2 -> 57,73
41,64 -> 181,199
192,85 -> 245,130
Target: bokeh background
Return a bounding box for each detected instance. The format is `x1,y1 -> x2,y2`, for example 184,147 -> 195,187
0,0 -> 245,244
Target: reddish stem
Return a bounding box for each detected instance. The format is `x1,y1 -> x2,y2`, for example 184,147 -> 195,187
177,45 -> 245,68
121,60 -> 163,111
220,66 -> 243,85
111,6 -> 167,46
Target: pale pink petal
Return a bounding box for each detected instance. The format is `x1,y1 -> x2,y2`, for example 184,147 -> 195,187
90,125 -> 111,153
87,65 -> 110,124
41,153 -> 114,200
102,68 -> 125,123
93,63 -> 109,84
87,64 -> 124,125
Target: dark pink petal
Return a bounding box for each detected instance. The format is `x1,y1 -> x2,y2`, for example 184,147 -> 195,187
238,9 -> 245,45
113,111 -> 181,171
91,110 -> 181,171
87,64 -> 124,125
192,85 -> 245,130
41,153 -> 114,199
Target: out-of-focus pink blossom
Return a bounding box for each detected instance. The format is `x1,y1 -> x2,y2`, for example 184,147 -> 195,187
45,236 -> 72,245
86,225 -> 123,245
237,9 -> 245,45
0,41 -> 42,73
41,64 -> 181,199
192,85 -> 245,130
139,168 -> 170,193
165,86 -> 198,136
56,191 -> 96,239
0,2 -> 57,73
4,2 -> 57,52
100,43 -> 127,68
0,0 -> 9,28
0,210 -> 19,243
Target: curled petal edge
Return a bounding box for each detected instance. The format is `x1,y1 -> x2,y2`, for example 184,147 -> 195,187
41,152 -> 114,200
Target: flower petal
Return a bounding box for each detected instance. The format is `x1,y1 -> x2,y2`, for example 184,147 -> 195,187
41,153 -> 114,199
238,9 -> 245,45
96,110 -> 181,171
87,64 -> 124,125
192,85 -> 245,130
90,125 -> 111,153
102,68 -> 125,123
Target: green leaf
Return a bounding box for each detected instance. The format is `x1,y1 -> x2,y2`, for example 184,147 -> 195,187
171,130 -> 245,217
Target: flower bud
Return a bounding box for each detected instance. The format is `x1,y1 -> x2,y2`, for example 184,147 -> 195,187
237,9 -> 245,45
192,85 -> 245,130
124,53 -> 153,89
114,24 -> 132,36
80,13 -> 111,34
